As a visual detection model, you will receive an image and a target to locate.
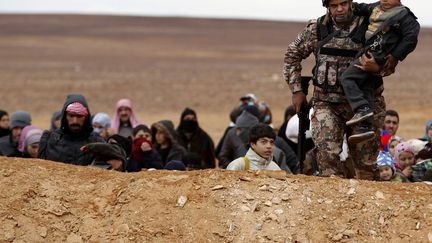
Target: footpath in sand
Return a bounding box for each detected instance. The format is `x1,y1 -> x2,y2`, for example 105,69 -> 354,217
1,157 -> 432,242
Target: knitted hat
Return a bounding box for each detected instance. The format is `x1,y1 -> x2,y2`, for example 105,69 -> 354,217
92,112 -> 111,128
132,124 -> 151,137
10,111 -> 31,129
235,110 -> 259,129
394,142 -> 415,164
406,139 -> 428,155
377,151 -> 395,171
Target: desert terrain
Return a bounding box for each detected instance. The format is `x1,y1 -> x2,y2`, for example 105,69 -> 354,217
0,14 -> 431,141
1,157 -> 432,242
1,14 -> 432,242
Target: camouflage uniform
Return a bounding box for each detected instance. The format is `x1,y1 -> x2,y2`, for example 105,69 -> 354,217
283,16 -> 385,180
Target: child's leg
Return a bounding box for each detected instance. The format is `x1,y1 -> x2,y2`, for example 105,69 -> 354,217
341,59 -> 373,112
341,59 -> 374,126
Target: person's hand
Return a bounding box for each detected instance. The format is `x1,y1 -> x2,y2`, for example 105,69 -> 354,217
140,142 -> 152,152
402,166 -> 413,178
107,159 -> 123,171
381,54 -> 398,77
355,51 -> 380,74
80,145 -> 88,152
292,91 -> 307,114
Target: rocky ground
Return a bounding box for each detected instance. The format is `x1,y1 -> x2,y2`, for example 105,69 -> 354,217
1,157 -> 432,242
0,15 -> 431,141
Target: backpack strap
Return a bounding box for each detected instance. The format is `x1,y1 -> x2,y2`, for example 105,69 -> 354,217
244,156 -> 250,171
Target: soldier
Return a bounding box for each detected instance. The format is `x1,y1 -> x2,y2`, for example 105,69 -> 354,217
283,0 -> 396,179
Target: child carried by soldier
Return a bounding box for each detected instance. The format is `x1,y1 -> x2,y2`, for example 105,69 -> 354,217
341,0 -> 420,142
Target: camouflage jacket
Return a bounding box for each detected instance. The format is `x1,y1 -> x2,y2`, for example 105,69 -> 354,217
283,16 -> 368,103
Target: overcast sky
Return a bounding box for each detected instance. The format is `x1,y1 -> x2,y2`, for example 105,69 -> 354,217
1,0 -> 431,27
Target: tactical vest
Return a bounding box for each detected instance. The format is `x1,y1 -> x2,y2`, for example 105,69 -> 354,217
313,16 -> 368,96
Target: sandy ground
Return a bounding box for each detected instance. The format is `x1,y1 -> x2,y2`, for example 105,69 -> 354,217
0,14 -> 431,143
1,15 -> 432,242
1,157 -> 432,242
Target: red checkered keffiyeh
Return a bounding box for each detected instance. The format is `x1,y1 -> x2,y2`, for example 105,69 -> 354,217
66,102 -> 89,117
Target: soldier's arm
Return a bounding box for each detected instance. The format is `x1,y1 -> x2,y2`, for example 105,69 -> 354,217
283,20 -> 318,93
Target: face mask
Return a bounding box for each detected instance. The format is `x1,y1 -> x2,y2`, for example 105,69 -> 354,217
182,120 -> 198,132
93,127 -> 102,134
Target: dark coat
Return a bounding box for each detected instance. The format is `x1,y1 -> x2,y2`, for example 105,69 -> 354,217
177,124 -> 215,169
0,135 -> 20,157
38,94 -> 105,165
151,120 -> 187,166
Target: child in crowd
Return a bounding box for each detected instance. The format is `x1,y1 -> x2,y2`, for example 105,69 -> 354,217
394,142 -> 416,179
377,151 -> 408,182
128,124 -> 163,172
343,0 -> 420,141
412,143 -> 432,182
388,136 -> 402,158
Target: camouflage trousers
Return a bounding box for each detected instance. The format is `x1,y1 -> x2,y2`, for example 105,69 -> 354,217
310,94 -> 386,180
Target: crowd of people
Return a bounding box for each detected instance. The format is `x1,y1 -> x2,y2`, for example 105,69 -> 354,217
0,93 -> 288,172
0,0 -> 430,183
0,92 -> 431,182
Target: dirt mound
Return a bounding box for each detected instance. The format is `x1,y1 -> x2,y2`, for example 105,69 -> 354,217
1,157 -> 432,242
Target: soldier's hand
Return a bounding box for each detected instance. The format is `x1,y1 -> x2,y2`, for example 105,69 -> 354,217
381,54 -> 398,77
355,51 -> 380,74
292,91 -> 307,114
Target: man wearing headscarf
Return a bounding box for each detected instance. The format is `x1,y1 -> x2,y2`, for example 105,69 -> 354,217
38,94 -> 105,165
0,111 -> 31,157
176,108 -> 215,169
111,99 -> 140,138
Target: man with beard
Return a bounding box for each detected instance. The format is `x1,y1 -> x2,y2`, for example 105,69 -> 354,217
176,108 -> 215,169
283,0 -> 397,179
111,99 -> 140,138
0,111 -> 31,157
38,94 -> 105,165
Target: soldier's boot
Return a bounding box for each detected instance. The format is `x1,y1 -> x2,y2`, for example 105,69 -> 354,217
348,125 -> 375,144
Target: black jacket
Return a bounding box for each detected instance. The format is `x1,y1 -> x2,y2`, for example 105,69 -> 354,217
177,125 -> 215,169
38,94 -> 105,165
355,2 -> 420,64
151,120 -> 187,166
0,134 -> 20,157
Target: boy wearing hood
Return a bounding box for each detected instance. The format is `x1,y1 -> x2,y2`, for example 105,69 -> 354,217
227,124 -> 281,171
151,120 -> 186,166
38,94 -> 105,165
